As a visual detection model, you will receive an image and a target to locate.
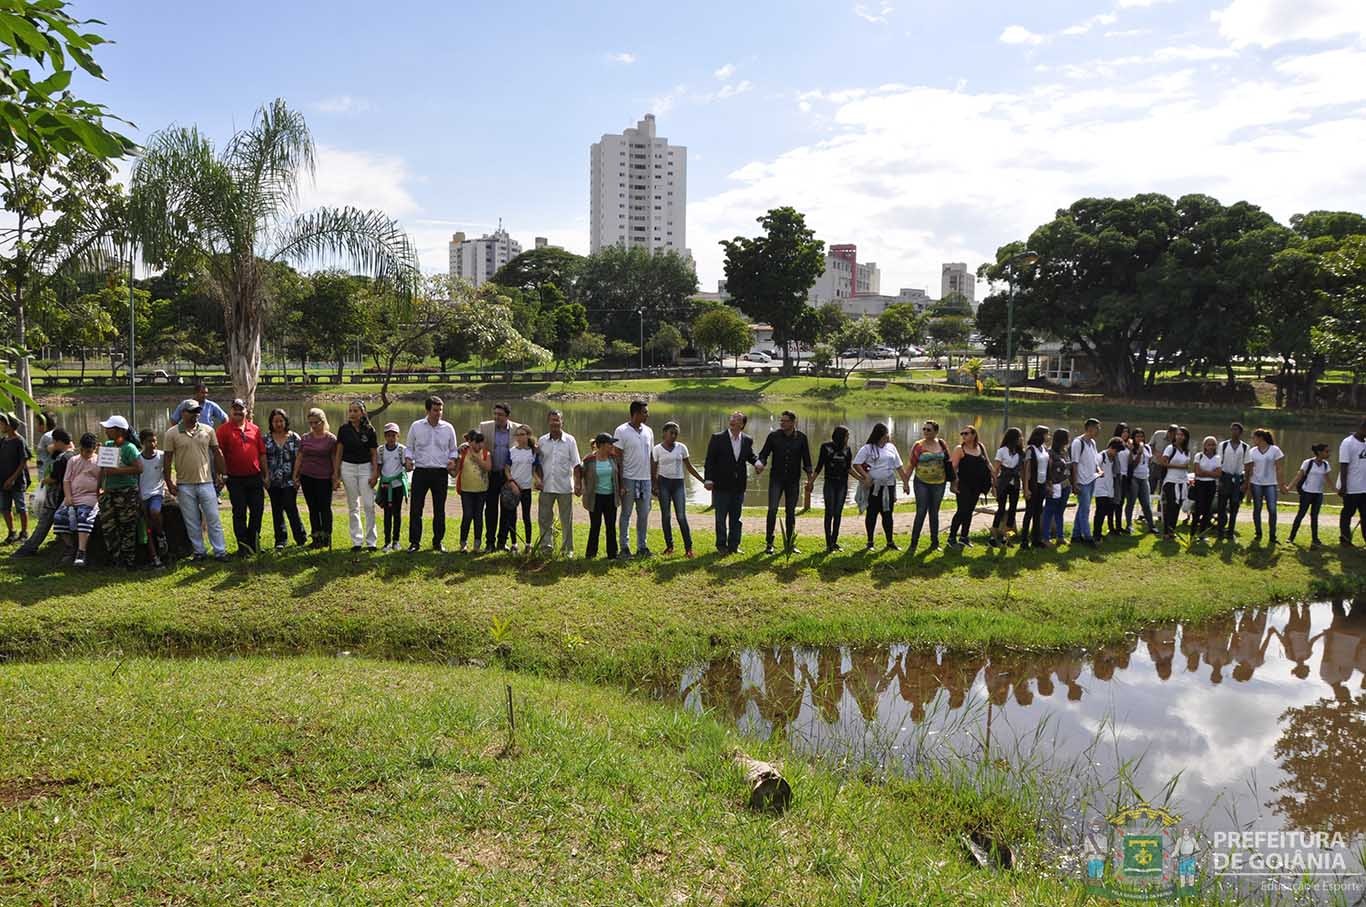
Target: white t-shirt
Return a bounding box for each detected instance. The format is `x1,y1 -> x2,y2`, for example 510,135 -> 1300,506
1341,434 -> 1366,495
507,445 -> 536,488
614,422 -> 655,481
1162,446 -> 1189,485
995,447 -> 1021,470
1247,444 -> 1284,486
1130,443 -> 1152,480
854,442 -> 903,483
1028,444 -> 1050,484
1095,453 -> 1117,498
1219,439 -> 1250,475
1070,435 -> 1100,486
1193,452 -> 1221,483
138,450 -> 165,500
1299,458 -> 1331,495
652,441 -> 689,480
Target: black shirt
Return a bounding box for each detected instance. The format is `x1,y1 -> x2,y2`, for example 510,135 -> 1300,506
814,442 -> 853,485
48,449 -> 71,506
0,435 -> 29,488
337,423 -> 378,465
757,429 -> 813,485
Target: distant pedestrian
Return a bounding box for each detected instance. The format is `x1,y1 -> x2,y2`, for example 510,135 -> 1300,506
265,409 -> 307,550
294,407 -> 337,550
217,399 -> 268,556
479,403 -> 522,551
404,396 -> 459,552
652,421 -> 704,558
703,411 -> 757,555
1287,443 -> 1332,547
990,427 -> 1023,548
1338,418 -> 1366,548
756,410 -> 812,555
456,430 -> 491,552
583,433 -> 622,560
377,422 -> 410,551
948,425 -> 991,548
1245,428 -> 1285,545
614,400 -> 655,558
170,380 -> 229,429
851,422 -> 905,552
97,415 -> 143,569
138,429 -> 167,567
810,425 -> 854,552
52,432 -> 100,566
534,410 -> 582,558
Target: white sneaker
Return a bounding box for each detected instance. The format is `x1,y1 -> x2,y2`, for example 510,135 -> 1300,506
563,551 -> 576,560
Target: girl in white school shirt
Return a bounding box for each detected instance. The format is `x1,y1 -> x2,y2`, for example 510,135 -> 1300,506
1154,426 -> 1191,541
1286,443 -> 1332,548
1245,428 -> 1285,545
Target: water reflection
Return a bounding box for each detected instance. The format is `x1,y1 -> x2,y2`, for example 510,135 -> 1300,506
664,600 -> 1366,838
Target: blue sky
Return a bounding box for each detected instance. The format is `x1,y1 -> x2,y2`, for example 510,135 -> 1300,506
75,0 -> 1366,293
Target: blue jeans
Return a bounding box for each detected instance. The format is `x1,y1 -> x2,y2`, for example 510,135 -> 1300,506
179,481 -> 226,556
618,478 -> 653,553
1072,480 -> 1095,540
1043,489 -> 1070,542
911,478 -> 945,546
1125,476 -> 1153,529
1251,483 -> 1278,538
712,490 -> 744,552
657,476 -> 693,552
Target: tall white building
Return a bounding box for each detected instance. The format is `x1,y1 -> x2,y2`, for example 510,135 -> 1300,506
807,243 -> 881,308
590,113 -> 688,258
449,223 -> 522,287
941,262 -> 976,306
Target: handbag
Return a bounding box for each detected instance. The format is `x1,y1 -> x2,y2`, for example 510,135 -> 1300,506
500,483 -> 520,510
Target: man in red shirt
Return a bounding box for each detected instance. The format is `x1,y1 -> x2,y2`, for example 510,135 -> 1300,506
216,398 -> 268,556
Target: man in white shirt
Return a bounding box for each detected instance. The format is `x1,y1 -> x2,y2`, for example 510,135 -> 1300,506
1069,418 -> 1102,545
1339,417 -> 1366,547
1215,422 -> 1250,540
535,409 -> 583,558
614,400 -> 655,557
404,395 -> 459,551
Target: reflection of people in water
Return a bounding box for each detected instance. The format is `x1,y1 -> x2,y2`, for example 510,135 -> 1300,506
1141,625 -> 1178,680
689,652 -> 753,724
1055,652 -> 1085,701
984,657 -> 1015,707
1201,614 -> 1236,685
1177,826 -> 1200,890
936,652 -> 986,709
845,645 -> 897,722
1180,621 -> 1209,675
1270,602 -> 1315,680
757,647 -> 804,737
1083,818 -> 1107,881
1315,598 -> 1366,701
1091,642 -> 1131,682
1230,608 -> 1271,683
892,648 -> 943,723
798,647 -> 847,726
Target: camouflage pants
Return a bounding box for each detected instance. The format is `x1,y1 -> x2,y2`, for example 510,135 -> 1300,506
99,486 -> 140,568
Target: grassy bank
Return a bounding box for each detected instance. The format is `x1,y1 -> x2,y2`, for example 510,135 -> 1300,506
0,657 -> 1071,905
40,375 -> 1364,429
3,518 -> 1361,682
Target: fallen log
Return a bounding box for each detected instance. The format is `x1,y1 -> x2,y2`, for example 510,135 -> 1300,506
732,751 -> 792,814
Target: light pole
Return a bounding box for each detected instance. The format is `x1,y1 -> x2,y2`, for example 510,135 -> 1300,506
637,307 -> 644,371
128,245 -> 137,431
1002,250 -> 1038,429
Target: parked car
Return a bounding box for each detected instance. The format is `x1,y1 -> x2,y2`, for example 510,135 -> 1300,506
872,346 -> 898,359
740,352 -> 772,363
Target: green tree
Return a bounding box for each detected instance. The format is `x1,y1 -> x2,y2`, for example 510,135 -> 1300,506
606,339 -> 639,364
366,275 -> 459,414
645,323 -> 685,365
1312,236 -> 1366,401
576,245 -> 698,345
565,332 -> 605,366
491,246 -> 585,296
692,307 -> 753,366
878,303 -> 926,369
546,300 -> 588,368
130,99 -> 419,411
834,319 -> 882,386
720,207 -> 825,373
448,285 -> 550,368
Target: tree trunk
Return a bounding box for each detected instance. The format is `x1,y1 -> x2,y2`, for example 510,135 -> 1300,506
225,298 -> 263,415
732,751 -> 791,813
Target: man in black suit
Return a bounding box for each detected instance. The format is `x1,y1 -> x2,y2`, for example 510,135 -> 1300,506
704,411 -> 758,555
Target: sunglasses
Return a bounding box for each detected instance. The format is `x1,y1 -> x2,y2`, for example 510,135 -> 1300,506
960,431 -> 973,437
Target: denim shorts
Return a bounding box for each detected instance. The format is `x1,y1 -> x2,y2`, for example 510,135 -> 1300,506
0,487 -> 27,514
142,493 -> 164,514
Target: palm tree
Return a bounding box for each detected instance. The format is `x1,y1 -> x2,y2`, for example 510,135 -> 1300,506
958,356 -> 987,394
130,99 -> 419,410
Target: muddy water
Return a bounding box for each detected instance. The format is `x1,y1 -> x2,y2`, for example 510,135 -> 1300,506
662,600 -> 1366,896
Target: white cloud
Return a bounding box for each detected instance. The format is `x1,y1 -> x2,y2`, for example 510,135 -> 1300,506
1061,12 -> 1118,37
1104,28 -> 1154,38
714,63 -> 737,80
650,84 -> 688,115
1116,0 -> 1176,6
854,1 -> 893,24
1212,0 -> 1366,48
312,95 -> 370,114
1000,25 -> 1046,45
688,64 -> 1366,291
715,80 -> 753,100
605,51 -> 637,64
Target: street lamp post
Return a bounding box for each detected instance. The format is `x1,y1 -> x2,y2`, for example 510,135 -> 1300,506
637,307 -> 644,371
1002,251 -> 1038,430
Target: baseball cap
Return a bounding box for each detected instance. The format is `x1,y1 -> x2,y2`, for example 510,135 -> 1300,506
179,399 -> 202,413
230,398 -> 247,410
99,415 -> 129,430
383,422 -> 400,434
593,432 -> 618,445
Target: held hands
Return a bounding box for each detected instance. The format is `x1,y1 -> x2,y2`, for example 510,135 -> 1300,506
369,472 -> 379,489
704,480 -> 715,491
754,462 -> 765,474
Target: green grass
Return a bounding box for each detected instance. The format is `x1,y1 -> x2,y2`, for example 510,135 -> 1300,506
0,657 -> 1078,905
3,512 -> 1362,684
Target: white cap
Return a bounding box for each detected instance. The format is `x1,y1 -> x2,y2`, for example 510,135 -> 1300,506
100,415 -> 129,430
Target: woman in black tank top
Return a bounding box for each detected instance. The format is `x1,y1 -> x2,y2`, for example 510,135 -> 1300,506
949,426 -> 992,547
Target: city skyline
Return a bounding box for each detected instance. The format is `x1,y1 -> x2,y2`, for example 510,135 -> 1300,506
72,0 -> 1366,295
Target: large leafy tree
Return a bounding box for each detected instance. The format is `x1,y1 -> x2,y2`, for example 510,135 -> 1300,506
878,303 -> 926,368
1312,236 -> 1366,403
576,245 -> 698,345
720,207 -> 825,374
366,275 -> 461,414
130,99 -> 420,410
692,307 -> 752,366
490,246 -> 584,297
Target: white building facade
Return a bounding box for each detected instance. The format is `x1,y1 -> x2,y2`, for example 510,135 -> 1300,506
941,262 -> 976,306
807,244 -> 881,309
449,224 -> 522,287
590,114 -> 688,258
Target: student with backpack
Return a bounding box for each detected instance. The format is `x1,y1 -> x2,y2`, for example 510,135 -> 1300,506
1092,437 -> 1124,541
1123,428 -> 1155,533
1286,444 -> 1332,548
1215,423 -> 1250,541
1191,436 -> 1222,538
989,427 -> 1023,548
1019,426 -> 1050,550
1042,429 -> 1072,546
1155,426 -> 1191,541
